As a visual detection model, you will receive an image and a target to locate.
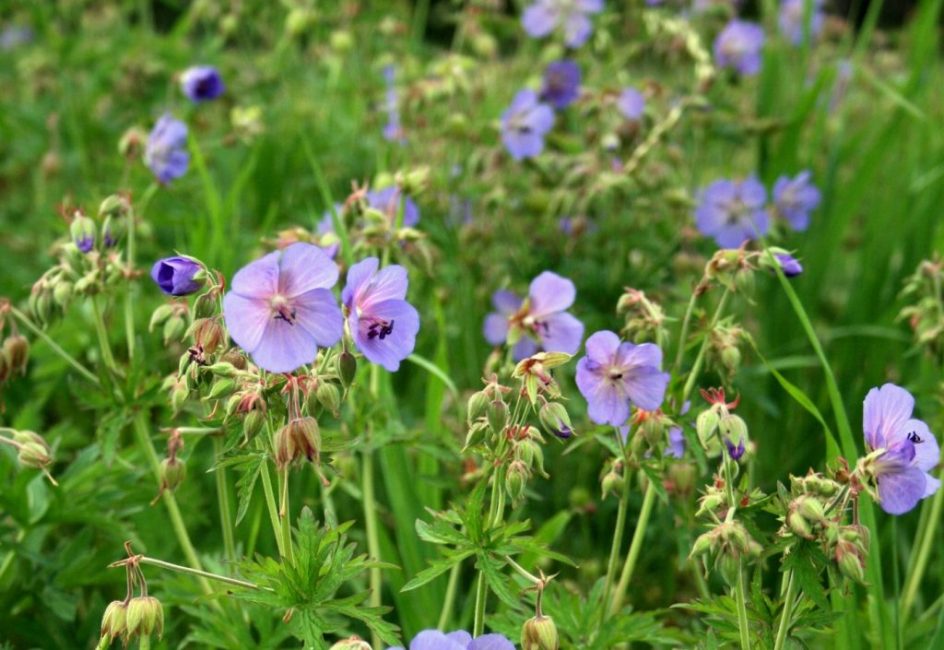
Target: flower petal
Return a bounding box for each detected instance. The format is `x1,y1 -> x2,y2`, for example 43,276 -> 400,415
863,383 -> 914,450
512,337 -> 539,361
469,633 -> 515,650
563,12 -> 592,47
362,264 -> 410,306
351,299 -> 420,372
576,358 -> 629,426
492,290 -> 522,314
877,466 -> 927,515
528,271 -> 576,317
231,250 -> 280,299
278,243 -> 339,298
293,288 -> 344,347
250,318 -> 318,373
537,311 -> 584,355
585,330 -> 621,363
522,2 -> 558,38
902,418 -> 940,472
445,630 -> 473,646
409,630 -> 466,650
623,366 -> 670,411
483,313 -> 509,345
222,293 -> 270,353
617,341 -> 663,371
342,257 -> 379,307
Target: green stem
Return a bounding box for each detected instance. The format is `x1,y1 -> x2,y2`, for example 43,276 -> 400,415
680,290 -> 730,404
9,307 -> 100,385
362,364 -> 384,649
131,413 -> 211,595
735,560 -> 751,650
124,197 -> 137,364
473,571 -> 488,637
773,569 -> 797,650
138,556 -> 260,590
278,467 -> 294,566
259,459 -> 286,558
610,483 -> 657,614
599,451 -> 632,631
901,466 -> 944,618
139,635 -> 150,650
437,561 -> 462,630
673,291 -> 699,373
91,296 -> 120,374
213,436 -> 237,563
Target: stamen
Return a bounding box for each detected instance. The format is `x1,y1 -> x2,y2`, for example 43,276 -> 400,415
907,431 -> 922,443
367,319 -> 395,340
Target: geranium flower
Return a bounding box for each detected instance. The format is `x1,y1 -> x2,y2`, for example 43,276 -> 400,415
500,89 -> 555,161
694,177 -> 769,248
522,0 -> 604,48
144,114 -> 189,184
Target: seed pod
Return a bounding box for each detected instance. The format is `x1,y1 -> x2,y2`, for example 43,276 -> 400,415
160,457 -> 186,492
125,596 -> 164,639
487,399 -> 508,435
338,351 -> 356,387
505,460 -> 529,501
275,417 -> 321,468
243,409 -> 266,440
192,318 -> 224,353
329,636 -> 372,650
315,382 -> 341,417
100,600 -> 128,641
3,335 -> 28,375
521,614 -> 560,650
467,390 -> 490,424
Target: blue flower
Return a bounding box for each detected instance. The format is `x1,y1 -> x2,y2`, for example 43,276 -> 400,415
694,177 -> 769,248
617,87 -> 645,121
501,89 -> 555,161
388,629 -> 514,650
775,253 -> 803,277
151,256 -> 204,296
773,170 -> 821,231
714,20 -> 766,76
540,59 -> 581,109
180,65 -> 225,102
144,114 -> 189,184
522,0 -> 604,48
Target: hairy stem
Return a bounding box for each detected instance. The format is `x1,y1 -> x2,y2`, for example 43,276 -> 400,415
278,467 -> 294,566
610,482 -> 657,614
138,556 -> 261,590
259,458 -> 286,558
735,560 -> 751,650
773,569 -> 797,650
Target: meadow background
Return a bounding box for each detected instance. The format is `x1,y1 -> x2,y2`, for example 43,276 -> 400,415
1,0 -> 943,648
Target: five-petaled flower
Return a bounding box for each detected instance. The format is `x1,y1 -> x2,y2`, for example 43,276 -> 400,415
862,383 -> 940,515
387,629 -> 515,650
144,114 -> 190,184
773,170 -> 821,231
342,257 -> 420,372
522,0 -> 604,49
223,243 -> 343,373
714,20 -> 766,76
151,256 -> 204,296
575,330 -> 670,427
694,177 -> 769,248
500,89 -> 555,161
180,65 -> 225,103
540,59 -> 582,109
483,271 -> 585,360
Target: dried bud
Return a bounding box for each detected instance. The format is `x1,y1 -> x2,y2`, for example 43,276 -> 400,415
191,318 -> 224,354
160,457 -> 186,492
521,614 -> 560,650
100,600 -> 128,641
338,350 -> 357,387
125,595 -> 164,640
329,636 -> 372,650
119,126 -> 148,159
487,399 -> 508,434
3,335 -> 29,375
276,417 -> 321,468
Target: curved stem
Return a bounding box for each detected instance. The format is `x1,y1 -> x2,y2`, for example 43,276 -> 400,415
598,456 -> 632,631
773,569 -> 797,650
901,466 -> 944,618
9,307 -> 100,385
673,291 -> 699,373
610,483 -> 657,614
437,561 -> 462,630
278,467 -> 294,566
138,556 -> 261,590
362,434 -> 382,649
680,290 -> 730,404
131,413 -> 211,595
735,560 -> 751,650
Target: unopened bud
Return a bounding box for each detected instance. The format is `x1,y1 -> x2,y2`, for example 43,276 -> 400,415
243,409 -> 266,440
796,496 -> 826,523
521,614 -> 559,650
836,543 -> 866,584
696,408 -> 719,446
70,212 -> 96,253
191,318 -> 224,353
193,292 -> 218,319
315,382 -> 341,417
52,280 -> 73,308
487,399 -> 508,435
125,595 -> 164,639
206,378 -> 236,400
119,126 -> 148,159
338,351 -> 356,387
467,390 -> 490,424
690,531 -> 715,558
601,470 -> 624,499
149,304 -> 175,332
505,460 -> 529,501
787,511 -> 813,540
3,335 -> 29,375
160,457 -> 186,492
163,314 -> 187,344
329,636 -> 372,650
539,401 -> 573,440
276,417 -> 321,468
100,600 -> 128,641
99,194 -> 131,220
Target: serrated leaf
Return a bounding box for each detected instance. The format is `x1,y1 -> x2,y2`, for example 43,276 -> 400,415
402,550 -> 474,592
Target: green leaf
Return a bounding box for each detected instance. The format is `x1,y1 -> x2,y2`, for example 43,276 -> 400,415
401,550 -> 473,592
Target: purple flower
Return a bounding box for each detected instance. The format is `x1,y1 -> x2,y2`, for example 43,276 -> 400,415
483,272 -> 584,360
501,89 -> 555,161
387,629 -> 514,650
863,384 -> 940,515
694,177 -> 769,248
366,186 -> 420,228
540,59 -> 581,109
773,170 -> 820,231
144,114 -> 189,184
778,0 -> 824,46
317,207 -> 342,259
151,256 -> 204,296
381,65 -> 405,143
725,438 -> 746,460
714,20 -> 765,76
223,243 -> 343,373
576,330 -> 669,427
0,25 -> 33,51
180,65 -> 225,102
522,0 -> 604,48
667,426 -> 686,458
617,87 -> 645,121
775,253 -> 803,277
342,257 -> 420,372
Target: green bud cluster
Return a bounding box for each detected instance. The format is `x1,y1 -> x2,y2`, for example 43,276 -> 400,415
616,288 -> 669,349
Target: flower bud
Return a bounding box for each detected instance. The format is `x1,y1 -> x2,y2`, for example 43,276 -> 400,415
243,409 -> 266,440
315,382 -> 341,417
149,303 -> 175,332
191,317 -> 224,353
696,408 -> 719,445
467,390 -> 490,424
220,349 -> 248,370
3,335 -> 29,375
206,378 -> 236,400
163,314 -> 187,344
539,401 -> 574,440
52,280 -> 73,308
16,431 -> 52,471
464,421 -> 489,448
193,291 -> 218,319
787,511 -> 813,540
151,256 -> 205,297
100,600 -> 128,641
119,126 -> 148,159
101,215 -> 125,247
836,541 -> 866,584
487,399 -> 508,435
795,495 -> 826,523
70,212 -> 96,253
276,417 -> 321,468
601,469 -> 624,499
205,361 -> 238,378
338,351 -> 357,387
521,614 -> 559,650
505,460 -> 529,501
160,457 -> 186,492
329,636 -> 372,650
719,414 -> 748,455
125,595 -> 164,639
99,194 -> 132,221
690,531 -> 715,558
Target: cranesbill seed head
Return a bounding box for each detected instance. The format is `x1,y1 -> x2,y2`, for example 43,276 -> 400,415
714,20 -> 766,76
180,65 -> 225,102
863,383 -> 941,514
575,330 -> 670,427
222,243 -> 343,373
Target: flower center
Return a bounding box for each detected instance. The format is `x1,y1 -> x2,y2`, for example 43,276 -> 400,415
366,318 -> 395,340
270,295 -> 296,325
724,199 -> 750,225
